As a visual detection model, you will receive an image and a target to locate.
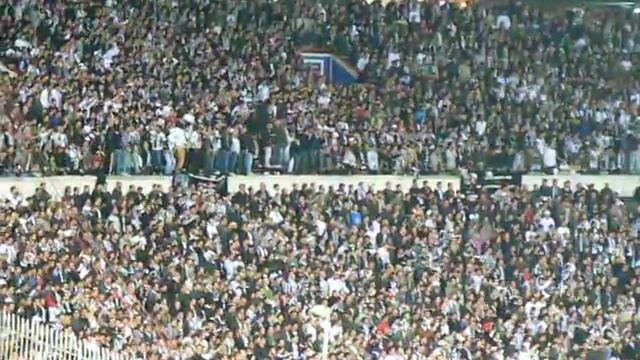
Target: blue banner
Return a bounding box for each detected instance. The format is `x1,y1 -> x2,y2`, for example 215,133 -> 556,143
300,52 -> 358,85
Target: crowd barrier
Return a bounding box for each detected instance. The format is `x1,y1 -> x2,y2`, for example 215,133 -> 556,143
0,176 -> 173,200
0,174 -> 637,199
227,175 -> 461,195
522,174 -> 640,198
0,312 -> 133,360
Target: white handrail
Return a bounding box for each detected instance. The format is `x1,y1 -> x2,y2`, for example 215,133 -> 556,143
0,312 -> 136,360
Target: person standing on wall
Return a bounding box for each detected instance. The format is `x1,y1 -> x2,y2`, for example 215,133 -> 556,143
273,119 -> 289,169
149,123 -> 166,175
239,126 -> 256,175
185,120 -> 203,174
168,121 -> 187,173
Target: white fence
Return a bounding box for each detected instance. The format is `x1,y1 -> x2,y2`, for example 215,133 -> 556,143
0,312 -> 133,360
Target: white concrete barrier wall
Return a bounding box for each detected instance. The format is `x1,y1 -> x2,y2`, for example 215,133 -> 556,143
522,174 -> 640,198
227,175 -> 461,195
0,174 -> 637,199
0,176 -> 173,199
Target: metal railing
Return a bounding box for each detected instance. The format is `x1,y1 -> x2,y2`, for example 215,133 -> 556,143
0,312 -> 133,360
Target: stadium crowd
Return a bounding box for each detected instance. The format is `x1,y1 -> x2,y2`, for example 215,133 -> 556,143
1,0 -> 640,176
1,0 -> 640,359
0,178 -> 639,359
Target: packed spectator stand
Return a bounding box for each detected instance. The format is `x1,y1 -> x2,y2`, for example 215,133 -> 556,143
1,0 -> 640,360
1,0 -> 639,177
0,177 -> 639,359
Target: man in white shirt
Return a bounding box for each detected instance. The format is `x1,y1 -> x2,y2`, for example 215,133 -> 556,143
50,86 -> 63,109
357,52 -> 369,73
223,256 -> 244,280
39,87 -> 50,109
257,82 -> 270,102
409,1 -> 422,23
543,145 -> 557,174
229,128 -> 241,174
387,50 -> 400,69
539,210 -> 556,233
51,128 -> 68,148
168,125 -> 187,172
0,242 -> 17,264
367,147 -> 379,172
322,275 -> 349,296
475,117 -> 486,136
268,207 -> 284,224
